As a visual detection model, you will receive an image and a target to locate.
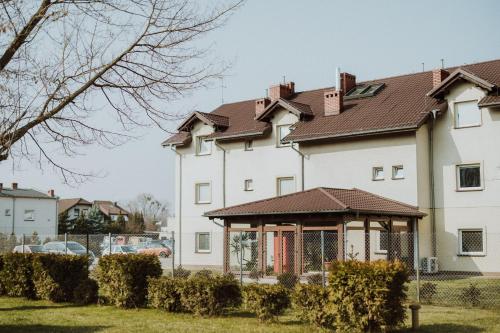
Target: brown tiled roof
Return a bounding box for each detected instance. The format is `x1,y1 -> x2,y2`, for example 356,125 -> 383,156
256,98 -> 314,121
177,111 -> 229,132
58,198 -> 92,214
94,200 -> 129,217
161,131 -> 191,146
204,187 -> 425,218
164,59 -> 500,145
427,68 -> 495,98
478,95 -> 500,107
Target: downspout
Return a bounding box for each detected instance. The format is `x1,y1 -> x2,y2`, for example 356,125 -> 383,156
214,140 -> 226,207
170,146 -> 183,266
11,197 -> 16,235
428,109 -> 438,257
290,141 -> 305,191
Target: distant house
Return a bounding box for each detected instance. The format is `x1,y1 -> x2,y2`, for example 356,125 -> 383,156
94,201 -> 129,222
58,198 -> 93,220
0,182 -> 58,236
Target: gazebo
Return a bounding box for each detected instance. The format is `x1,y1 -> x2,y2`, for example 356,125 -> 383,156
205,187 -> 425,276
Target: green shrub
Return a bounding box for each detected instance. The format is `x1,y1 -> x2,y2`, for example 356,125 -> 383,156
293,284 -> 335,329
328,260 -> 409,332
306,273 -> 323,286
148,276 -> 184,312
73,279 -> 98,305
179,274 -> 241,316
420,282 -> 437,304
32,254 -> 89,302
277,272 -> 299,289
193,269 -> 213,278
95,254 -> 162,308
243,284 -> 290,322
172,266 -> 191,279
249,269 -> 263,281
462,283 -> 481,307
0,255 -> 4,295
0,253 -> 35,298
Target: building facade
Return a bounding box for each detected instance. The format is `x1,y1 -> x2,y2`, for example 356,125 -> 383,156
164,59 -> 500,273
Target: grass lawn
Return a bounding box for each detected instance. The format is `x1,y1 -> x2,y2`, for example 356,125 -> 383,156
1,297 -> 500,333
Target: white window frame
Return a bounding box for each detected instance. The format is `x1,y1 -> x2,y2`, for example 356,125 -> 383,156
5,209 -> 11,216
456,163 -> 483,191
276,124 -> 292,147
196,136 -> 212,156
24,209 -> 35,221
195,232 -> 211,253
244,140 -> 254,151
392,165 -> 404,180
244,179 -> 253,191
276,176 -> 295,196
458,228 -> 486,256
375,230 -> 388,254
372,166 -> 385,181
454,100 -> 482,129
195,182 -> 211,204
74,208 -> 80,216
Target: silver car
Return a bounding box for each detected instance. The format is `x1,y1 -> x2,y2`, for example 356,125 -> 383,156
102,245 -> 137,256
12,245 -> 45,254
43,241 -> 95,264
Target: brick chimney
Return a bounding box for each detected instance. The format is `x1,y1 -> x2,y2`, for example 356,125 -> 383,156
255,98 -> 271,117
341,73 -> 357,94
433,69 -> 449,88
12,182 -> 18,190
48,189 -> 55,197
268,81 -> 295,101
324,89 -> 343,116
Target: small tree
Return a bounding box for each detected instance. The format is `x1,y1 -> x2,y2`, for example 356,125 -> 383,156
86,206 -> 104,234
126,212 -> 145,234
72,214 -> 89,234
58,211 -> 71,234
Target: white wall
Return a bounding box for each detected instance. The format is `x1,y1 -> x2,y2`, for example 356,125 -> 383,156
0,197 -> 57,237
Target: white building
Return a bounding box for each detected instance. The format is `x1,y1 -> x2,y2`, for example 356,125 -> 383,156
0,183 -> 58,236
163,59 -> 500,274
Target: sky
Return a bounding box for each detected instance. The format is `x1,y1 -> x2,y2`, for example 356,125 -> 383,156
1,0 -> 499,210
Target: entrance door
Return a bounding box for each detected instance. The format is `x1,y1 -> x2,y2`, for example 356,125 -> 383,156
265,227 -> 297,275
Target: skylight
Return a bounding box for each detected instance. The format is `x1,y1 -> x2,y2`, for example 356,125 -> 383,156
344,83 -> 385,100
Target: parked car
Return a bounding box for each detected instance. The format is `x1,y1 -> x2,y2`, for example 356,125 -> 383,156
43,241 -> 96,264
159,239 -> 173,250
12,245 -> 46,254
102,245 -> 137,256
135,240 -> 172,258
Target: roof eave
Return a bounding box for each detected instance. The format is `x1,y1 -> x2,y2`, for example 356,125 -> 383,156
427,69 -> 495,98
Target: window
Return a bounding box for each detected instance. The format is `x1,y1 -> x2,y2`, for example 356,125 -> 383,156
277,177 -> 295,196
455,100 -> 481,128
5,209 -> 11,216
244,179 -> 253,191
344,83 -> 385,100
458,229 -> 485,256
195,232 -> 211,253
24,210 -> 35,221
195,183 -> 211,204
372,167 -> 384,181
245,140 -> 253,151
392,165 -> 404,179
456,164 -> 482,190
376,230 -> 388,254
196,136 -> 212,155
276,125 -> 291,147
74,208 -> 80,216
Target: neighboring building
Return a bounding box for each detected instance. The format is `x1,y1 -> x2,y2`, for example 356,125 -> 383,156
94,201 -> 129,222
0,183 -> 58,236
58,198 -> 93,220
163,59 -> 500,274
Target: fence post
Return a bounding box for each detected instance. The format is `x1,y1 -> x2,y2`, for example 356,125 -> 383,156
171,231 -> 175,276
86,233 -> 89,256
64,233 -> 68,254
414,220 -> 421,303
22,234 -> 25,254
321,230 -> 325,287
239,231 -> 243,286
109,232 -> 112,254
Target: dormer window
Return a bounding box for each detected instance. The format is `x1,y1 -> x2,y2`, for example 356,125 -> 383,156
196,137 -> 212,155
277,125 -> 292,147
455,100 -> 481,128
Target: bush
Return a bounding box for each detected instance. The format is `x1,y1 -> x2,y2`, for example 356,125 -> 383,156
148,276 -> 184,312
420,282 -> 437,304
462,283 -> 481,307
306,273 -> 323,286
179,274 -> 241,316
243,284 -> 290,322
95,254 -> 162,308
32,254 -> 89,302
277,272 -> 299,289
193,269 -> 213,278
293,284 -> 335,329
249,269 -> 263,281
0,255 -> 4,295
73,279 -> 98,305
0,253 -> 35,298
172,266 -> 191,279
328,260 -> 409,332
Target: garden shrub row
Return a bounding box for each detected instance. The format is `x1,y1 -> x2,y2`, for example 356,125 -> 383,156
243,284 -> 290,322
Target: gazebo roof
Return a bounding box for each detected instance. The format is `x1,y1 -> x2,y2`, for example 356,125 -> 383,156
204,187 -> 426,218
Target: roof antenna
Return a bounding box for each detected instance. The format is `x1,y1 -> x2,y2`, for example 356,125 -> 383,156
441,58 -> 445,69
282,75 -> 286,84
421,62 -> 425,72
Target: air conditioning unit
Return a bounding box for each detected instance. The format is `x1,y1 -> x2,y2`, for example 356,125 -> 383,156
421,257 -> 439,274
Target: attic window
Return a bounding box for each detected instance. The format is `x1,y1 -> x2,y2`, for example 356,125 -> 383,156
344,83 -> 385,100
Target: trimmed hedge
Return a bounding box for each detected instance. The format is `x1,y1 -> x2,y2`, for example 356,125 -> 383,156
243,284 -> 290,322
277,272 -> 299,289
148,276 -> 184,312
32,254 -> 89,302
293,284 -> 335,329
179,274 -> 241,316
0,255 -> 4,295
327,260 -> 409,332
95,254 -> 162,308
0,253 -> 35,298
73,278 -> 99,305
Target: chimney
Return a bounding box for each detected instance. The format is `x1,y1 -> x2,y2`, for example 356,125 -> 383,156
12,182 -> 18,190
268,81 -> 295,101
255,98 -> 271,117
341,72 -> 357,94
433,69 -> 449,88
324,89 -> 343,116
48,189 -> 55,197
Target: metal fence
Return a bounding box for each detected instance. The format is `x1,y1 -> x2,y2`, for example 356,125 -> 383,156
1,231 -> 500,309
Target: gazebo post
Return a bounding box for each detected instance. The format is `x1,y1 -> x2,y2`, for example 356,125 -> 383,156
364,217 -> 370,262
387,217 -> 394,261
223,221 -> 230,273
337,219 -> 345,261
257,220 -> 264,273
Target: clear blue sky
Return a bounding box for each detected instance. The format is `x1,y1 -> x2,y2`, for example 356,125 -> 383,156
1,0 -> 499,210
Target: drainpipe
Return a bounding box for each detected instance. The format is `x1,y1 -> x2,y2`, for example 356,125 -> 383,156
170,146 -> 183,266
214,140 -> 226,207
428,109 -> 438,257
11,197 -> 16,235
290,141 -> 305,191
